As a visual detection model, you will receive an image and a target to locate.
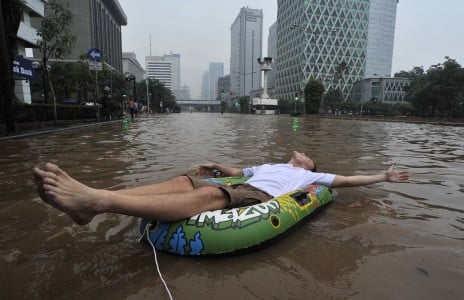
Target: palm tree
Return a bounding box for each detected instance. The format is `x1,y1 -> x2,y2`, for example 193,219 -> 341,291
333,61 -> 349,85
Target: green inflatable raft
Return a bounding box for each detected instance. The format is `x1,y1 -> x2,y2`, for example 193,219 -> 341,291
139,176 -> 334,256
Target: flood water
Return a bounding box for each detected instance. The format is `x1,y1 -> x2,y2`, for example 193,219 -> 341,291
0,113 -> 463,299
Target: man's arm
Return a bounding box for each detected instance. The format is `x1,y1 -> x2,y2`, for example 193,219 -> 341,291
332,164 -> 410,188
199,163 -> 244,177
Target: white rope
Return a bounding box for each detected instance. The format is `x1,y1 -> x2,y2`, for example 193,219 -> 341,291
142,224 -> 174,300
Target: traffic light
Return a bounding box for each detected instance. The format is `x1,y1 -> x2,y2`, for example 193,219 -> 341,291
294,92 -> 299,101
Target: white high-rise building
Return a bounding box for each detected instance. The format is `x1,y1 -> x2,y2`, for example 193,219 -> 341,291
365,0 -> 398,78
230,7 -> 263,97
275,0 -> 398,100
145,56 -> 172,89
164,53 -> 181,90
145,53 -> 181,93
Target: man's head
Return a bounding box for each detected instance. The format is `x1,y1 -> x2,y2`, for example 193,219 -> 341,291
288,151 -> 317,172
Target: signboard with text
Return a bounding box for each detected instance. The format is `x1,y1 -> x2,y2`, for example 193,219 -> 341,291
88,61 -> 102,71
12,55 -> 36,80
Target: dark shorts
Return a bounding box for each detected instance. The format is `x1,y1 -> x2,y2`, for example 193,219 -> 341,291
186,176 -> 273,208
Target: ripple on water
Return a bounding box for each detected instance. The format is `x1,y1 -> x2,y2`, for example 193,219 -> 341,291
0,115 -> 463,299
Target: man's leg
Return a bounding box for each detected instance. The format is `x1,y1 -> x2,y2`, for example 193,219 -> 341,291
33,163 -> 229,225
116,176 -> 196,196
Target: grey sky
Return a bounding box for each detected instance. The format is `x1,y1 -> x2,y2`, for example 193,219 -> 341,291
119,0 -> 464,99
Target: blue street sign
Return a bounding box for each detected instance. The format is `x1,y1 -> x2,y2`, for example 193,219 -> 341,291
87,48 -> 102,61
12,55 -> 36,80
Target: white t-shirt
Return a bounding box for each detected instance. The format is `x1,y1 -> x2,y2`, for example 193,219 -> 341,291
243,163 -> 335,197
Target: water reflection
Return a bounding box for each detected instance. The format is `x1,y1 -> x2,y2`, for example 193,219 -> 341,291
0,114 -> 463,299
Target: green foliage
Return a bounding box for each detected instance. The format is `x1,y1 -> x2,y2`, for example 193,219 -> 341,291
239,96 -> 249,113
145,78 -> 176,112
405,57 -> 464,117
35,0 -> 76,123
36,0 -> 76,61
322,88 -> 343,111
277,99 -> 295,114
304,79 -> 325,114
13,102 -> 96,122
333,61 -> 348,85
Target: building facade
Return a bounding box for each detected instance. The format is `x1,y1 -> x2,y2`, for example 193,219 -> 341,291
351,77 -> 410,104
209,62 -> 224,101
122,52 -> 145,82
217,75 -> 230,100
145,56 -> 172,89
201,71 -> 210,100
175,85 -> 191,101
163,53 -> 180,91
365,0 -> 398,78
230,7 -> 263,98
275,0 -> 397,100
267,21 -> 278,97
51,0 -> 127,72
14,0 -> 47,104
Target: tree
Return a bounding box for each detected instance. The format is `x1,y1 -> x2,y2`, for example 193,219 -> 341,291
36,0 -> 75,125
0,0 -> 25,133
394,66 -> 424,79
322,88 -> 343,113
304,79 -> 325,114
146,78 -> 176,113
239,96 -> 249,113
406,57 -> 464,117
333,61 -> 348,86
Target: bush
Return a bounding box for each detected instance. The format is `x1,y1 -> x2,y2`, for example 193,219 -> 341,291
13,103 -> 96,123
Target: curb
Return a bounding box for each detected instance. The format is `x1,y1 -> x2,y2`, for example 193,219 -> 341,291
0,120 -> 122,141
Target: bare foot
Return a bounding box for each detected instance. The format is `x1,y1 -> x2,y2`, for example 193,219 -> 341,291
33,163 -> 102,225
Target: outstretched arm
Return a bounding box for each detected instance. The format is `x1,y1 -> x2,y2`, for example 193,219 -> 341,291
332,164 -> 410,188
198,163 -> 244,177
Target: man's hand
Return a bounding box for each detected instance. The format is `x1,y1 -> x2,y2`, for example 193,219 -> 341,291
385,164 -> 410,182
332,164 -> 411,188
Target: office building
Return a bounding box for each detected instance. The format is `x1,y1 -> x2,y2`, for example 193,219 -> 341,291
164,53 -> 181,90
122,52 -> 145,82
146,56 -> 172,89
275,0 -> 398,100
217,75 -> 230,100
209,62 -> 224,101
365,0 -> 398,78
145,53 -> 182,97
230,7 -> 263,98
201,71 -> 210,100
267,21 -> 278,97
49,0 -> 127,72
175,85 -> 192,101
351,77 -> 410,104
14,0 -> 47,104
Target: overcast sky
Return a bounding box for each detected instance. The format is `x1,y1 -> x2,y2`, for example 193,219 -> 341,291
118,0 -> 464,99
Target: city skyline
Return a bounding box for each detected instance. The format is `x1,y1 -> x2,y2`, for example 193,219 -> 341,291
118,0 -> 464,99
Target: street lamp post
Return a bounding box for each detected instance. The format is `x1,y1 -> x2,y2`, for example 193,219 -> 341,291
125,73 -> 136,101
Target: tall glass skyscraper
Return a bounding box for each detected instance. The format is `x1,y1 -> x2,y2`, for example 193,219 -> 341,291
275,0 -> 397,100
230,7 -> 263,97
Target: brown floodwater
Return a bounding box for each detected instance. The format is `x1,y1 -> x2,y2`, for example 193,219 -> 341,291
0,113 -> 463,299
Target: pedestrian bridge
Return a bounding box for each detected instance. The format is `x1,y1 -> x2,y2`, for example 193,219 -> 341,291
176,100 -> 222,112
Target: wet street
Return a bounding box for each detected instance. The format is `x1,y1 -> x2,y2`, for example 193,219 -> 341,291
0,113 -> 463,299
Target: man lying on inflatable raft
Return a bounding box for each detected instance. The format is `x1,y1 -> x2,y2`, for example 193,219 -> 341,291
33,151 -> 410,256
